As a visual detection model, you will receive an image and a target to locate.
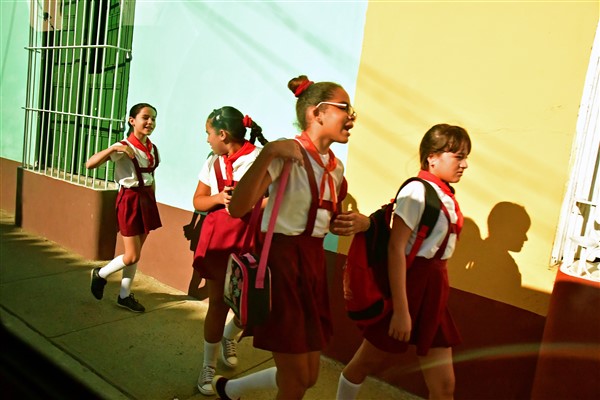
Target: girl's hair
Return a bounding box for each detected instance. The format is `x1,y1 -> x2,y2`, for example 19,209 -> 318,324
208,106 -> 268,145
288,75 -> 342,131
419,124 -> 472,170
127,103 -> 157,133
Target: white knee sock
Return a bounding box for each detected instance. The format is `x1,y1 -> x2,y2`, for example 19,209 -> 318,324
99,255 -> 126,278
203,340 -> 219,368
336,372 -> 362,400
225,366 -> 277,399
119,263 -> 137,298
223,317 -> 242,340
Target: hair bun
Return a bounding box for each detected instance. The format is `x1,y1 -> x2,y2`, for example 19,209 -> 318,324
294,80 -> 314,97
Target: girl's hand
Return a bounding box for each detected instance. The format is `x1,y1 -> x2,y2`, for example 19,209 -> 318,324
117,144 -> 134,159
388,310 -> 411,342
265,140 -> 304,166
330,211 -> 370,236
221,186 -> 234,207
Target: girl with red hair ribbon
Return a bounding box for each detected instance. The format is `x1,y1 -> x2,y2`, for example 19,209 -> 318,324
212,75 -> 362,400
191,106 -> 268,396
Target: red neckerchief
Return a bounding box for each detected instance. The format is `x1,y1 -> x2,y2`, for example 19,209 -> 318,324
222,140 -> 256,186
127,133 -> 154,167
417,169 -> 463,233
295,131 -> 339,212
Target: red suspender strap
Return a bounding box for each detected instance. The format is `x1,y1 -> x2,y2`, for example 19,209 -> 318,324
213,156 -> 225,193
255,160 -> 292,289
120,141 -> 145,187
299,146 -> 319,236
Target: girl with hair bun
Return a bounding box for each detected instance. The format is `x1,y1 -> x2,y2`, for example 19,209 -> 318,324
211,75 -> 362,400
192,106 -> 268,396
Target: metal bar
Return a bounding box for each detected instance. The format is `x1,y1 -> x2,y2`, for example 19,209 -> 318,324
107,0 -> 126,157
22,107 -> 123,122
26,43 -> 130,51
66,0 -> 81,182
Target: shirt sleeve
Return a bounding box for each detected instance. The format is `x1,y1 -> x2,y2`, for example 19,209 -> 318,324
108,142 -> 126,162
394,180 -> 426,232
198,154 -> 218,186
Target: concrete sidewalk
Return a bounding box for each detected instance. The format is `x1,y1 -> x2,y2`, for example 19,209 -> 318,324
0,209 -> 421,400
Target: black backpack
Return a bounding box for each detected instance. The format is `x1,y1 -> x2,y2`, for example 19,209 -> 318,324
343,177 -> 442,327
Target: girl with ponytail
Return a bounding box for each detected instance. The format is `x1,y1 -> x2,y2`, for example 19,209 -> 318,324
191,106 -> 268,396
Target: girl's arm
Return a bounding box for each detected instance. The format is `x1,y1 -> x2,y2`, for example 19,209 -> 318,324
192,181 -> 234,212
387,214 -> 412,342
229,140 -> 303,218
85,144 -> 132,169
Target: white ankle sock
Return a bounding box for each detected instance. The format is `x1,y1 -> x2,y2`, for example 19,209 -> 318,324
203,340 -> 219,368
223,317 -> 242,340
226,366 -> 277,399
99,255 -> 126,278
336,372 -> 362,400
119,263 -> 137,298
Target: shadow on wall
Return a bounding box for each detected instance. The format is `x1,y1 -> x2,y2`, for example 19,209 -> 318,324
182,211 -> 208,300
448,201 -> 549,309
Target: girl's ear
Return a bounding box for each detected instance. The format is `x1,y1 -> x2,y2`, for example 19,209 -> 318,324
311,106 -> 323,125
219,129 -> 229,142
427,153 -> 437,168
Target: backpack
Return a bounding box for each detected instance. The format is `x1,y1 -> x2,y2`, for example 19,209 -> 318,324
343,177 -> 442,328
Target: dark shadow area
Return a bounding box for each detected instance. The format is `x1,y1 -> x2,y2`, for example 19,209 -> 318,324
448,201 -> 549,308
183,211 -> 209,300
0,324 -> 102,400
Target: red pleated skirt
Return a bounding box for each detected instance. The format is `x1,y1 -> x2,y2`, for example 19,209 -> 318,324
362,257 -> 461,356
247,233 -> 332,354
115,186 -> 162,237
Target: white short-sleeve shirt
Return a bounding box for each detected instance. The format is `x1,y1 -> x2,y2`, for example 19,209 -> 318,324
263,152 -> 345,237
109,139 -> 157,188
198,147 -> 262,195
394,180 -> 460,260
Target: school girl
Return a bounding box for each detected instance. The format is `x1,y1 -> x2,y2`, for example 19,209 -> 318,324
191,106 -> 268,396
210,75 -> 357,400
334,124 -> 471,400
87,103 -> 161,313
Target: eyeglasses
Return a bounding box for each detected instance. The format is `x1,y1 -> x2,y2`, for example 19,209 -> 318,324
316,101 -> 357,119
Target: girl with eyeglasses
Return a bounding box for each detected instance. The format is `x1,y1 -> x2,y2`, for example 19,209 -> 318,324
210,75 -> 360,400
191,106 -> 268,396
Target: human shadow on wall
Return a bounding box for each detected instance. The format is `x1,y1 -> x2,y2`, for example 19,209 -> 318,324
448,201 -> 549,308
183,211 -> 208,300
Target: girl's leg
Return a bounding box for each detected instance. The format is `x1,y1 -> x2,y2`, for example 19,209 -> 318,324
336,339 -> 391,400
418,347 -> 455,400
198,278 -> 232,395
116,234 -> 146,312
91,233 -> 144,300
272,351 -> 321,400
214,351 -> 320,400
222,315 -> 243,367
214,366 -> 278,400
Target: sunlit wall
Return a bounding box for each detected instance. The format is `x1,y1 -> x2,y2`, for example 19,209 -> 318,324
345,1 -> 598,315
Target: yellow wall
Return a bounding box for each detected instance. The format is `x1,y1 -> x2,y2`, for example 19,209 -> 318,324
345,1 -> 599,315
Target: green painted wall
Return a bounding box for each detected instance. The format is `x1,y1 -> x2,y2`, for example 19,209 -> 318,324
1,1 -> 29,162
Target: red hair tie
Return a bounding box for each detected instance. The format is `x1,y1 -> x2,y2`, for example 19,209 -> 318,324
294,80 -> 314,97
243,115 -> 253,128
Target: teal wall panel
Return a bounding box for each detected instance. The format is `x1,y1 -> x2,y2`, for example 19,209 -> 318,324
125,1 -> 368,215
1,1 -> 30,162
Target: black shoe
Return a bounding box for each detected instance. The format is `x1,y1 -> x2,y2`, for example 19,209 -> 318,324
212,375 -> 239,400
117,293 -> 145,312
90,268 -> 107,300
